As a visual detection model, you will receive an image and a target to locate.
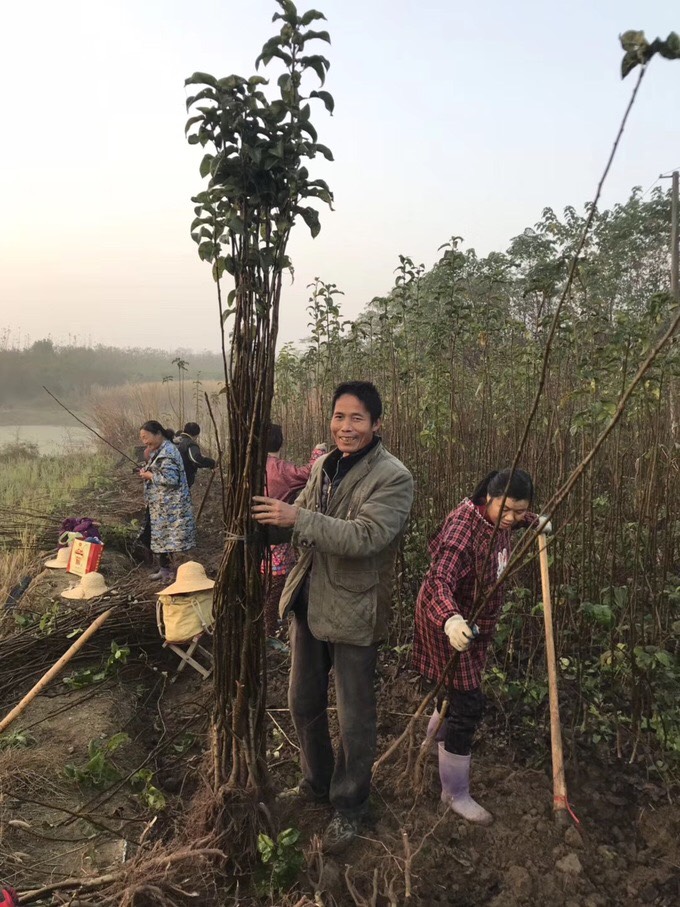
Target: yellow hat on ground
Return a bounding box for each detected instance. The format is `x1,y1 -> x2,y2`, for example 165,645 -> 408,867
45,546 -> 71,569
61,572 -> 109,600
159,561 -> 214,596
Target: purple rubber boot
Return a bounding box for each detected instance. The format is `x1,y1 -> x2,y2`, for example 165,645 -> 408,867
438,743 -> 493,825
421,707 -> 446,751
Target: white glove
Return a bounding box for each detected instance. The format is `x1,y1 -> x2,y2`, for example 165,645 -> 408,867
537,514 -> 553,535
444,614 -> 474,652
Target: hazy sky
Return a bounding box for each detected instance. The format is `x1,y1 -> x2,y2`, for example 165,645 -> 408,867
2,1 -> 679,353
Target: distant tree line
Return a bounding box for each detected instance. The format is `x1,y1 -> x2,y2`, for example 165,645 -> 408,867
0,340 -> 225,407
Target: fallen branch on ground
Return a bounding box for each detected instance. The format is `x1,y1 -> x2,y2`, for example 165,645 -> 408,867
17,845 -> 226,904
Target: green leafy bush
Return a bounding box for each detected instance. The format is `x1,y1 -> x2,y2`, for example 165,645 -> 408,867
131,768 -> 167,812
63,641 -> 130,689
256,828 -> 304,895
63,732 -> 130,788
0,730 -> 36,750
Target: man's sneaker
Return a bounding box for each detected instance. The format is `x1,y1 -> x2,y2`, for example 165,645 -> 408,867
322,811 -> 360,854
278,780 -> 329,804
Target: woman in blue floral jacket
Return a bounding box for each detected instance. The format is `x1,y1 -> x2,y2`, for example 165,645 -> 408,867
138,420 -> 196,582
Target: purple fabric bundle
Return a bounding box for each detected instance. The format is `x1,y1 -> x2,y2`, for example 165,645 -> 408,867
58,517 -> 102,547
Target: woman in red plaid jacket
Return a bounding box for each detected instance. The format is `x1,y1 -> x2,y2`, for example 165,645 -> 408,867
412,468 -> 539,825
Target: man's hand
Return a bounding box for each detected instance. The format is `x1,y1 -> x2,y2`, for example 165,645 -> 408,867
139,469 -> 153,481
252,495 -> 298,527
444,614 -> 474,652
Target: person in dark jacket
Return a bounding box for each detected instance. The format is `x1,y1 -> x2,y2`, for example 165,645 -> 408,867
252,382 -> 414,854
174,423 -> 216,488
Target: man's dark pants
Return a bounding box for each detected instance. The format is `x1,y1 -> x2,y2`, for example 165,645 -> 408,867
288,586 -> 378,817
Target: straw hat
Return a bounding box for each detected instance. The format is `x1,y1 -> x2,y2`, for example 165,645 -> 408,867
159,561 -> 214,596
45,546 -> 71,570
61,572 -> 109,600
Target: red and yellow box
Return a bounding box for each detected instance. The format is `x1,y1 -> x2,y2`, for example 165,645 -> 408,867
67,539 -> 104,576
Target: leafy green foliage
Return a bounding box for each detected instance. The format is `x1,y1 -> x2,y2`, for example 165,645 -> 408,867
580,601 -> 616,629
0,730 -> 36,750
14,612 -> 36,630
131,768 -> 167,812
274,184 -> 680,772
63,641 -> 130,689
63,732 -> 130,788
186,0 -> 334,296
620,29 -> 680,78
14,605 -> 62,636
64,736 -> 168,808
38,603 -> 61,636
171,731 -> 198,755
256,827 -> 304,895
102,522 -> 137,553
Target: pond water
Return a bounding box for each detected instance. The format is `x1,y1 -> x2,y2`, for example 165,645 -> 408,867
0,425 -> 96,456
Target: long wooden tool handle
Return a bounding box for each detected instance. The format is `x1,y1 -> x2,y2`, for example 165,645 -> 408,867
538,533 -> 568,820
0,608 -> 114,735
196,469 -> 216,522
42,386 -> 139,467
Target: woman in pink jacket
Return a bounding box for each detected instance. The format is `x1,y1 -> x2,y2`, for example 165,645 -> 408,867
263,424 -> 326,637
413,468 -> 540,825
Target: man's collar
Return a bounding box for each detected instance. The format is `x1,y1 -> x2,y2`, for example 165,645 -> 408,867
324,436 -> 381,475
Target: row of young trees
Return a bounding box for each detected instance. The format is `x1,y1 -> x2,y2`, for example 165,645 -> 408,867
275,187 -> 680,770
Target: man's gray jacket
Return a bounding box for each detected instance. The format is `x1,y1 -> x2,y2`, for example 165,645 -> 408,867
279,441 -> 414,645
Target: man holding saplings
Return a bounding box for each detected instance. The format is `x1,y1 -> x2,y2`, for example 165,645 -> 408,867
252,381 -> 414,853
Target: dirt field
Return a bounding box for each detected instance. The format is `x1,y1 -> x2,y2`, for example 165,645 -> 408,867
0,468 -> 677,906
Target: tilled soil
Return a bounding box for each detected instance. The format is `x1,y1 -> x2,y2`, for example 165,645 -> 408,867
265,652 -> 679,907
0,468 -> 677,905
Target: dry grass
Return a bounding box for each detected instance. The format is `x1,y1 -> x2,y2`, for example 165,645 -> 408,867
0,745 -> 59,795
0,541 -> 34,614
0,447 -> 110,608
88,382 -> 226,458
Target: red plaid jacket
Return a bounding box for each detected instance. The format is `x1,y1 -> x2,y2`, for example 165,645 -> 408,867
412,498 -> 531,691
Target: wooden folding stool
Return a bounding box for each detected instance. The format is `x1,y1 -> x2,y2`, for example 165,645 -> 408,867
156,599 -> 214,681
162,634 -> 213,681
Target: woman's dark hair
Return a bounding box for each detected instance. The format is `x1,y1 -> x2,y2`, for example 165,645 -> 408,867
331,381 -> 382,423
183,422 -> 200,436
140,420 -> 174,441
471,468 -> 534,505
266,423 -> 284,453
